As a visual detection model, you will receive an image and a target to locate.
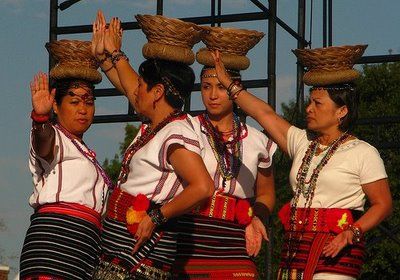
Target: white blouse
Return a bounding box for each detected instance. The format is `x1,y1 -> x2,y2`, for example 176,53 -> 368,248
119,114 -> 203,204
287,126 -> 387,210
29,124 -> 108,213
192,115 -> 277,199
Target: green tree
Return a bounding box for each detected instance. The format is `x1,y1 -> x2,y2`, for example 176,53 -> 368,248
103,124 -> 139,184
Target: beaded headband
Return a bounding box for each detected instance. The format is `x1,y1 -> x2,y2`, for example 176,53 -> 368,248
201,67 -> 241,80
311,83 -> 355,92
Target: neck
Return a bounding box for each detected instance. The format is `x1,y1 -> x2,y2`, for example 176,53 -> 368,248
148,105 -> 177,129
57,122 -> 83,142
316,128 -> 344,146
206,111 -> 234,132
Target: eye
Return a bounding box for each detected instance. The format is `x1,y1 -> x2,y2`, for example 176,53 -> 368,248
70,99 -> 80,105
201,84 -> 210,90
85,100 -> 95,106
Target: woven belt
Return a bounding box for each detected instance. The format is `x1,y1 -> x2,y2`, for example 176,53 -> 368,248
192,192 -> 253,225
278,202 -> 358,234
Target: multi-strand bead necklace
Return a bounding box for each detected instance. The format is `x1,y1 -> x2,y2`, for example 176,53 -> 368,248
199,113 -> 242,186
285,131 -> 351,264
117,110 -> 185,187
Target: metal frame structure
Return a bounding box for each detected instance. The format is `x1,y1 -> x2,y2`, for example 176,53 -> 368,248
49,1 -> 400,278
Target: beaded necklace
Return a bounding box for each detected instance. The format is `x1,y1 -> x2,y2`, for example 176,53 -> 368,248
117,110 -> 185,187
199,113 -> 242,185
55,123 -> 113,211
285,131 -> 351,264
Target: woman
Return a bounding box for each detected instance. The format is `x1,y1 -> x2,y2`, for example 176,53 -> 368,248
91,12 -> 214,279
172,64 -> 276,279
21,41 -> 112,279
209,48 -> 392,280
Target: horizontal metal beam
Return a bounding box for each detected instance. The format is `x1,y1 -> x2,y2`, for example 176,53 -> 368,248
357,54 -> 400,64
54,12 -> 307,45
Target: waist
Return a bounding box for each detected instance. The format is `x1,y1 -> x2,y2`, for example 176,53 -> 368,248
106,188 -> 152,223
36,202 -> 101,229
278,202 -> 363,233
192,192 -> 253,226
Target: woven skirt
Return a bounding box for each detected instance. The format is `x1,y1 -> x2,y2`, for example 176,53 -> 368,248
173,214 -> 258,279
20,210 -> 101,280
93,217 -> 177,279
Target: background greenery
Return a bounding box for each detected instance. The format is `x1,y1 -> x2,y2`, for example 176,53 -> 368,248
102,62 -> 400,279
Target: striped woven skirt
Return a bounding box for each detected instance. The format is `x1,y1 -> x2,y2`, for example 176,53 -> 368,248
20,204 -> 101,280
173,214 -> 258,279
93,217 -> 177,279
277,231 -> 365,280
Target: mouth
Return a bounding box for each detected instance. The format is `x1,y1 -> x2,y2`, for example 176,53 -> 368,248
77,119 -> 88,124
208,103 -> 220,108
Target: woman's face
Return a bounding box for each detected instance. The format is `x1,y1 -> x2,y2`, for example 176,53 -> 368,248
53,86 -> 95,138
306,88 -> 346,133
133,76 -> 154,117
201,68 -> 233,118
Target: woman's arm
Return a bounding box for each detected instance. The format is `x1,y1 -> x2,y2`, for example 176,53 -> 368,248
133,144 -> 213,252
245,166 -> 275,256
211,50 -> 291,153
323,178 -> 392,257
30,72 -> 56,162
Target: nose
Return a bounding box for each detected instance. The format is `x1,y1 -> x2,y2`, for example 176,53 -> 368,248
305,103 -> 312,114
209,86 -> 218,100
78,102 -> 88,114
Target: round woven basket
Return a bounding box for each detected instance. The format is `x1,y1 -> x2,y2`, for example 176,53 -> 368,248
292,44 -> 367,86
197,26 -> 264,70
135,14 -> 203,64
46,40 -> 102,84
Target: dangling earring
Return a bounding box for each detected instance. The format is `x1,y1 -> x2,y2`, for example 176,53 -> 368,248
152,100 -> 156,110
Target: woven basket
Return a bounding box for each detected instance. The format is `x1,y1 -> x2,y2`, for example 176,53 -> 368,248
292,44 -> 367,86
135,14 -> 203,64
196,26 -> 264,70
46,40 -> 102,84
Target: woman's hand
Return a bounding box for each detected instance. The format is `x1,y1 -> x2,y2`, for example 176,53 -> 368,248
322,230 -> 353,258
245,217 -> 269,257
104,17 -> 123,54
30,72 -> 55,115
210,50 -> 233,88
132,215 -> 156,253
92,10 -> 106,61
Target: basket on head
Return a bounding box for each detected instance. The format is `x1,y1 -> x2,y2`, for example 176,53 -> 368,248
196,26 -> 265,70
292,44 -> 367,86
46,40 -> 102,84
135,14 -> 203,65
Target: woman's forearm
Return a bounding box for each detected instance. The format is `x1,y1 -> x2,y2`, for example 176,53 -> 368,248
355,202 -> 393,233
32,123 -> 55,161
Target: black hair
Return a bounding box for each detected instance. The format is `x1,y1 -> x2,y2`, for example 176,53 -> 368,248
53,79 -> 95,105
312,83 -> 359,131
138,59 -> 195,109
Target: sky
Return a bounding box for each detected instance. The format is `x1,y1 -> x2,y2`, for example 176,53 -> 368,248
1,0 -> 400,278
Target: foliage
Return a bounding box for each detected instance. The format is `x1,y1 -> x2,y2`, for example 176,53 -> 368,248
102,124 -> 139,184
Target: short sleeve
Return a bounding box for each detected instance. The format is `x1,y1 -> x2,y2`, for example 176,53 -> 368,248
29,125 -> 61,172
258,137 -> 278,169
159,121 -> 202,170
287,126 -> 308,159
359,145 -> 387,185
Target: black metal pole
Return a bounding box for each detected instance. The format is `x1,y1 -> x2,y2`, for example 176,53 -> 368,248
323,0 -> 327,47
49,0 -> 58,70
267,0 -> 277,110
211,0 -> 216,27
296,0 -> 306,116
328,0 -> 333,46
217,0 -> 222,27
156,0 -> 163,15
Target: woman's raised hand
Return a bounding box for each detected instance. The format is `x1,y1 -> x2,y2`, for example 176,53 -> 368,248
210,50 -> 232,88
104,17 -> 123,53
92,10 -> 106,60
30,72 -> 55,115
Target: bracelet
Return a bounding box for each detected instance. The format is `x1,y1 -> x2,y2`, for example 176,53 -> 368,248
97,55 -> 109,65
227,81 -> 236,93
252,202 -> 271,225
31,110 -> 50,123
229,86 -> 244,100
348,223 -> 363,243
111,50 -> 129,66
101,64 -> 114,73
148,208 -> 168,227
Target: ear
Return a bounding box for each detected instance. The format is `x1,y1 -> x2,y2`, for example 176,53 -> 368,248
152,83 -> 165,102
52,101 -> 58,114
337,105 -> 348,119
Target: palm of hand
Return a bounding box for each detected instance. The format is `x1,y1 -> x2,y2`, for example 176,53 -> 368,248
32,89 -> 53,115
